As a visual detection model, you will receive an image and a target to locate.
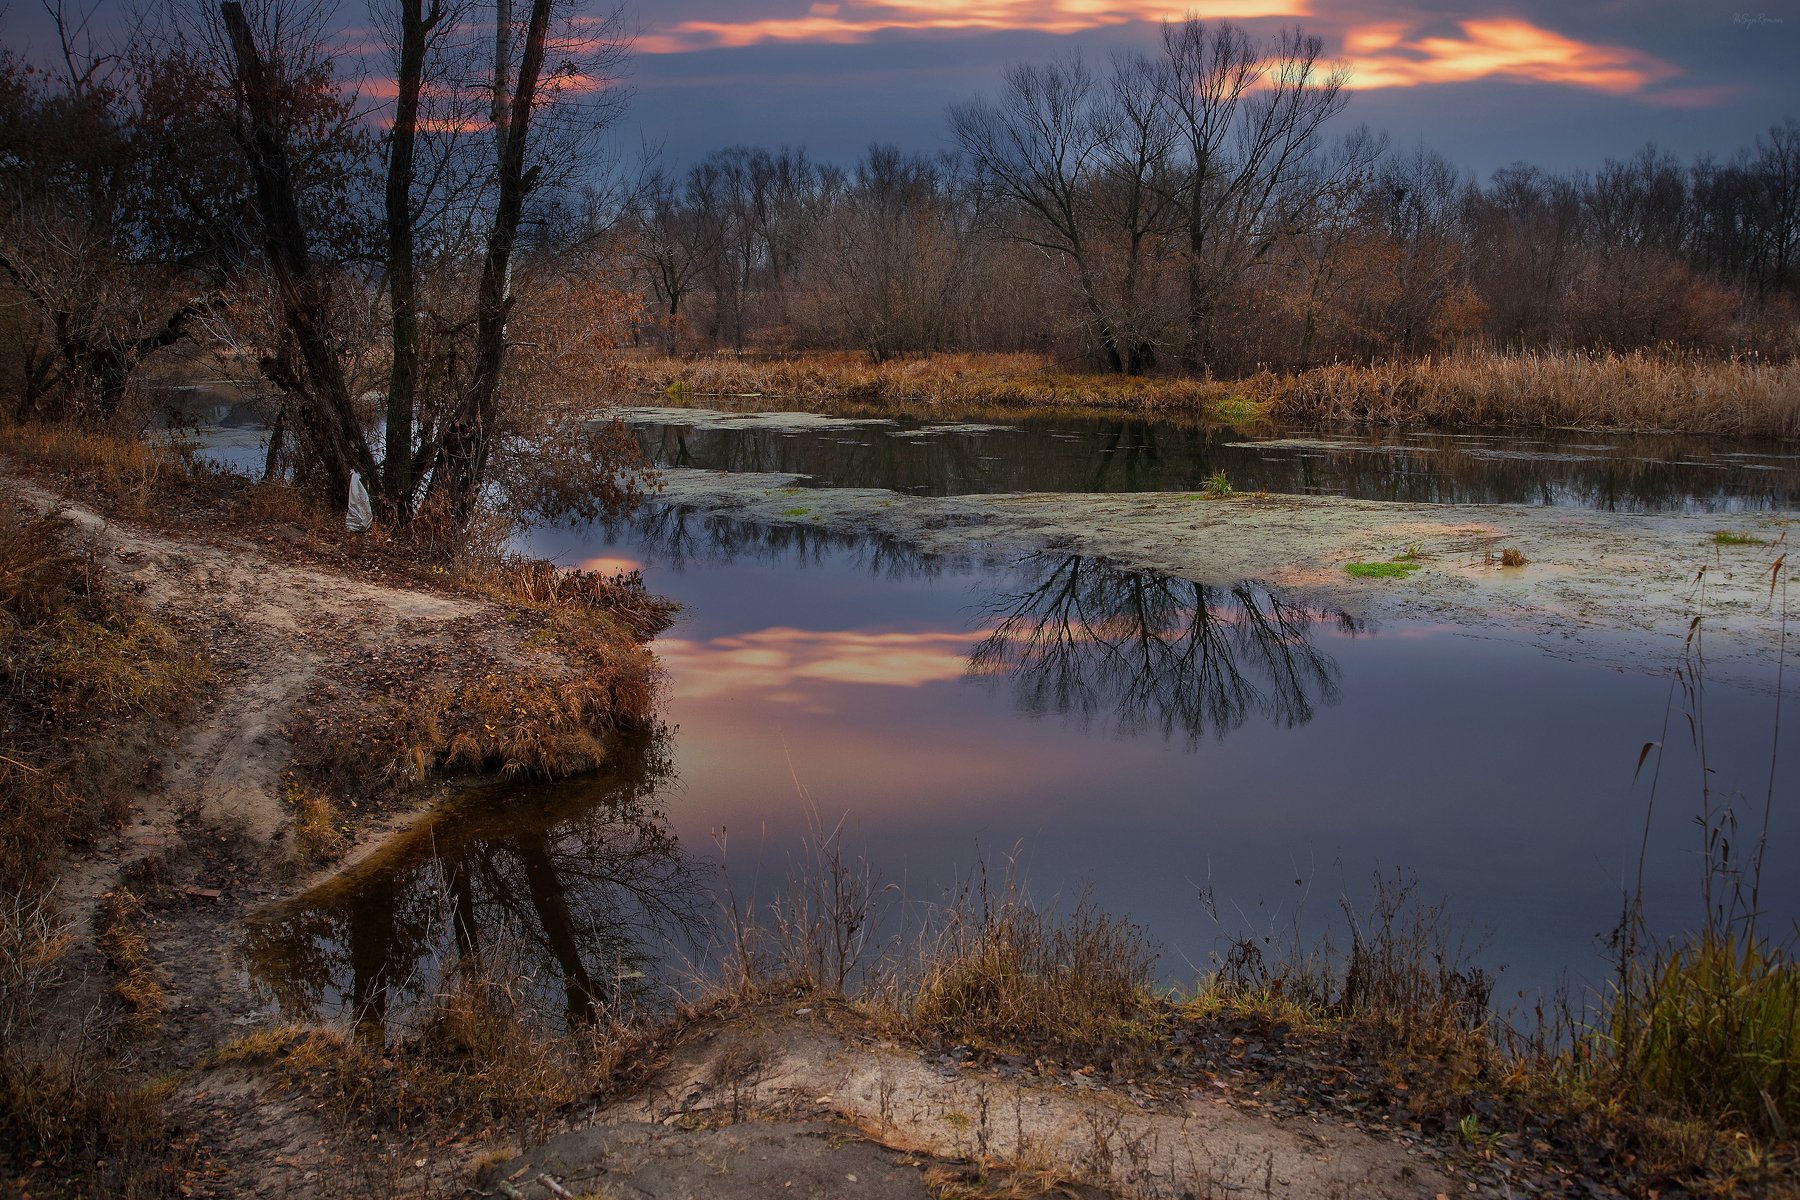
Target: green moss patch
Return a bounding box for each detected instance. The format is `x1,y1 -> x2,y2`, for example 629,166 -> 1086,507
1345,560 -> 1423,580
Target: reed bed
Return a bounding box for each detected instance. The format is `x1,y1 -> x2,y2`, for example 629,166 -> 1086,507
1264,351 -> 1800,438
625,349 -> 1800,438
620,351 -> 1237,416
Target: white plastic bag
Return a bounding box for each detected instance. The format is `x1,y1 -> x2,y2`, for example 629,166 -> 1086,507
346,471 -> 373,533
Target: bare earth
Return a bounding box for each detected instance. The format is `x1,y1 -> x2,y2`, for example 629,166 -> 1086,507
481,1002 -> 1466,1200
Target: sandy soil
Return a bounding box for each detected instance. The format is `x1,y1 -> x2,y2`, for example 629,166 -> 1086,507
533,1002 -> 1468,1200
652,466 -> 1798,686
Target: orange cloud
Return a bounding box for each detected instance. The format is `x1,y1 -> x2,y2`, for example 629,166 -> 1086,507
638,0 -> 1310,54
1340,17 -> 1681,95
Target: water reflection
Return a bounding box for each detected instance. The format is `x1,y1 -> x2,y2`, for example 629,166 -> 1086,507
603,506 -> 1353,743
631,411 -> 1800,513
242,734 -> 704,1036
971,553 -> 1357,742
626,502 -> 965,576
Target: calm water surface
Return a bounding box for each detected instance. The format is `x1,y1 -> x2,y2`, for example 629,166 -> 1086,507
177,391 -> 1800,512
246,506 -> 1800,1033
626,408 -> 1800,513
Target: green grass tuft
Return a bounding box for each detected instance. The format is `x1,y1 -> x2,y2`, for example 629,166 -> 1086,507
1712,529 -> 1768,546
1345,560 -> 1423,579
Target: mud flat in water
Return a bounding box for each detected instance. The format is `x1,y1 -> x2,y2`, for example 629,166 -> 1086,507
656,465 -> 1797,684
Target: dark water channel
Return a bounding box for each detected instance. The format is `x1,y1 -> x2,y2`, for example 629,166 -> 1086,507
630,408 -> 1800,512
246,505 -> 1800,1036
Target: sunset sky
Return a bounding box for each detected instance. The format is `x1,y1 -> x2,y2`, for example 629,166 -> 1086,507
4,0 -> 1795,176
626,0 -> 1799,174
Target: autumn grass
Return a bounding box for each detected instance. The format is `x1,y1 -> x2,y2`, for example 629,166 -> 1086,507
627,348 -> 1800,437
214,947 -> 675,1148
94,888 -> 166,1039
285,776 -> 349,866
901,878 -> 1162,1063
0,490 -> 208,900
1265,350 -> 1800,438
624,350 -> 1268,424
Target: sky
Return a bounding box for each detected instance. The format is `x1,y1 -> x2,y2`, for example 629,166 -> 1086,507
3,0 -> 1795,178
620,0 -> 1800,177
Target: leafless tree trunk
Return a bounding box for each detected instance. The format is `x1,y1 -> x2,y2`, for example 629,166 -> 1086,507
1159,21 -> 1348,372
382,0 -> 443,510
221,0 -> 378,504
424,0 -> 556,522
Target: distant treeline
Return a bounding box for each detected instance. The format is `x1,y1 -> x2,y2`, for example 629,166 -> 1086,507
618,25 -> 1799,374
2,13 -> 1797,440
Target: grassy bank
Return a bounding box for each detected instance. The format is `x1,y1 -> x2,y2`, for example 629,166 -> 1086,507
701,840 -> 1800,1196
624,348 -> 1800,438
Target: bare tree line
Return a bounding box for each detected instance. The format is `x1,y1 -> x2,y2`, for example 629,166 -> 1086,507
616,23 -> 1799,374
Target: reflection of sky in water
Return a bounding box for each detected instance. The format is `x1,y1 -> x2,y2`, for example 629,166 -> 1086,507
517,511 -> 1800,1005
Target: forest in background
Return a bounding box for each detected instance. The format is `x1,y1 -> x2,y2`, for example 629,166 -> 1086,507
623,63 -> 1799,376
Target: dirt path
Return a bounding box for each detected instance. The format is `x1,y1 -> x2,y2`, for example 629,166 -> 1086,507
43,489 -> 480,893
11,486 -> 601,1195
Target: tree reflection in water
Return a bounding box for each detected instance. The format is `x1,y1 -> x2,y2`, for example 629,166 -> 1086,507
617,503 -> 967,577
970,553 -> 1361,742
241,733 -> 704,1037
613,506 -> 1358,742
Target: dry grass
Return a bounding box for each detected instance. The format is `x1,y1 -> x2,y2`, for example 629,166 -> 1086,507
901,876 -> 1161,1063
0,489 -> 207,898
285,776 -> 349,865
216,948 -> 671,1148
0,421 -> 228,518
1191,871 -> 1495,1060
1261,350 -> 1800,438
94,889 -> 165,1038
626,348 -> 1800,437
712,825 -> 1162,1064
622,350 -> 1264,422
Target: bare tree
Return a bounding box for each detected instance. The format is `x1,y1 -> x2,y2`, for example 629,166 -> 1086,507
0,10 -> 213,422
800,144 -> 969,361
206,0 -> 640,529
1157,21 -> 1349,372
952,58 -> 1104,362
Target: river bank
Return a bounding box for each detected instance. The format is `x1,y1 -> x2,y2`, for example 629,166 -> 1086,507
4,427 -> 1796,1198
